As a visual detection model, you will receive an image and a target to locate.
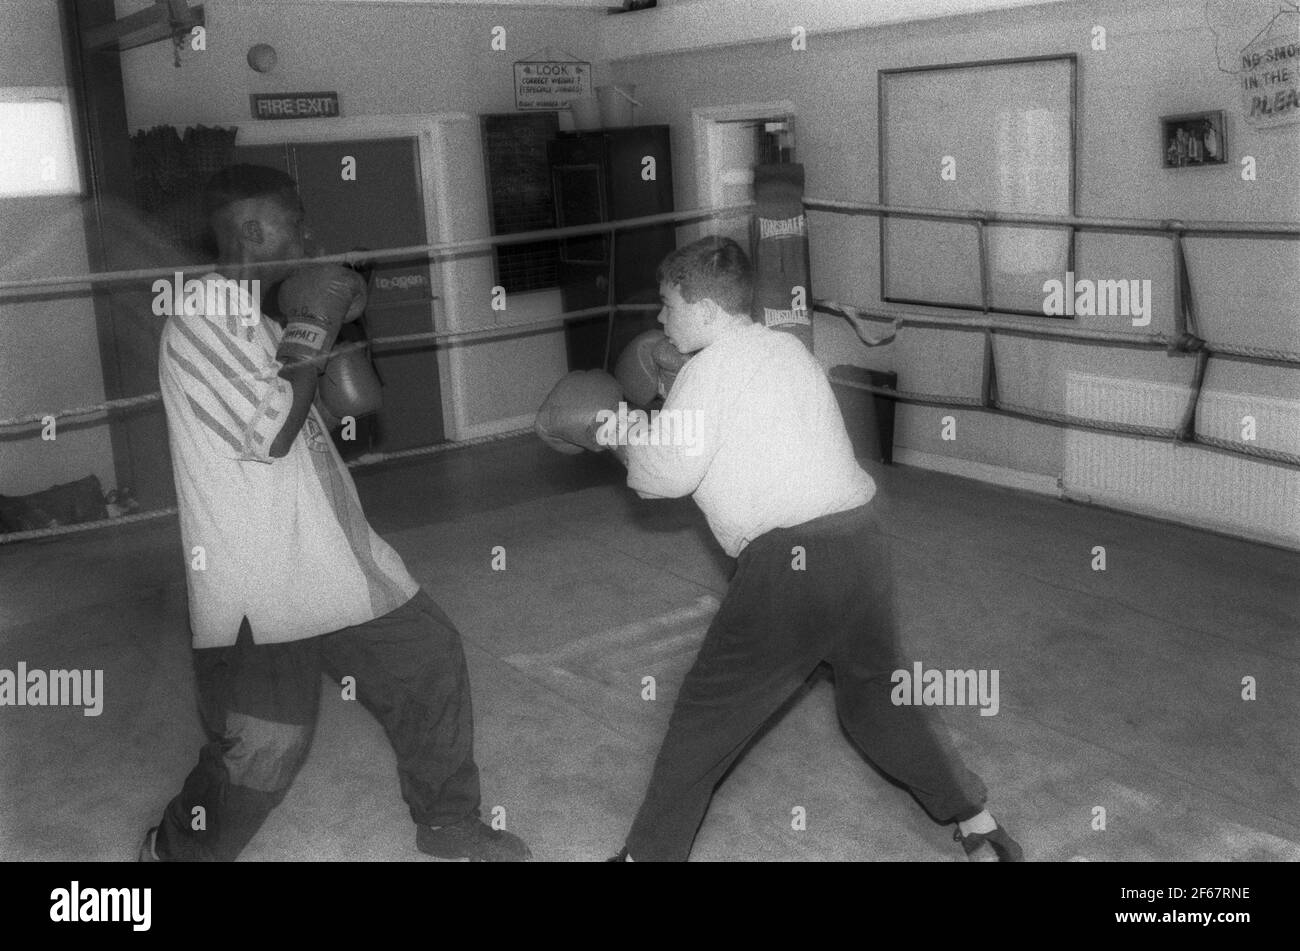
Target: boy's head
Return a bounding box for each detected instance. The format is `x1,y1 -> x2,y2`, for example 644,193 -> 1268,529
655,236 -> 753,354
203,164 -> 310,281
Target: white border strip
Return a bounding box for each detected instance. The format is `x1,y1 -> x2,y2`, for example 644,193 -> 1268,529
893,446 -> 1062,497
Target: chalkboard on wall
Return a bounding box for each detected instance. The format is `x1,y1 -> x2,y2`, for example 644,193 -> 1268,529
480,112 -> 561,294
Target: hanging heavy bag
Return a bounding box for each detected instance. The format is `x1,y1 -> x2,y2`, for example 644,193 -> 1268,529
750,163 -> 813,352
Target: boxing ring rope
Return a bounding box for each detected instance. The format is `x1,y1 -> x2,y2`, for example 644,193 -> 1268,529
0,204 -> 734,427
2,197 -> 1298,544
0,426 -> 547,545
804,196 -> 1300,470
804,197 -> 1300,364
0,205 -> 757,294
0,205 -> 743,544
0,303 -> 666,429
803,197 -> 1300,238
0,200 -> 750,428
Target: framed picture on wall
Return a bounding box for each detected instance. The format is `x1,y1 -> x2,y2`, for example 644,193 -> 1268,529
1160,111 -> 1227,169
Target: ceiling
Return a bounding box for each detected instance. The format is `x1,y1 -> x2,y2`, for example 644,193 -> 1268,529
114,0 -> 1093,59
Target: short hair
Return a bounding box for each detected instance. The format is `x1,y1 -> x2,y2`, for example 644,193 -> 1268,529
656,236 -> 753,317
202,164 -> 302,222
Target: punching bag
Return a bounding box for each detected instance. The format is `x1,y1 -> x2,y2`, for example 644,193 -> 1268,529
750,163 -> 813,352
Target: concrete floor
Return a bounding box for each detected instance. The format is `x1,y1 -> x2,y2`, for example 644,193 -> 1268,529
1,437 -> 1297,861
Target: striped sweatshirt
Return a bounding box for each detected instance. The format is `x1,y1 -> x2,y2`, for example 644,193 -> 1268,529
158,272 -> 418,648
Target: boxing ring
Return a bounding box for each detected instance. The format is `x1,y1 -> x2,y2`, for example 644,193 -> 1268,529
2,196 -> 1297,546
808,199 -> 1300,465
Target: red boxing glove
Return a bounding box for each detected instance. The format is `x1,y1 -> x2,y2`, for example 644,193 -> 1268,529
614,330 -> 693,405
319,342 -> 383,420
276,265 -> 367,368
614,330 -> 669,407
535,370 -> 623,454
650,337 -> 690,397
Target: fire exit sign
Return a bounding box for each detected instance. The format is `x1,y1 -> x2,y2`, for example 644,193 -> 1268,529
249,92 -> 340,120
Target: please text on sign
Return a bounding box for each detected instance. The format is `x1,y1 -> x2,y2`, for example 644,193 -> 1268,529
1240,26 -> 1300,128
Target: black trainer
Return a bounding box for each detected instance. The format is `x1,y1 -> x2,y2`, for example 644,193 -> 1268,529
954,822 -> 1025,862
416,816 -> 531,862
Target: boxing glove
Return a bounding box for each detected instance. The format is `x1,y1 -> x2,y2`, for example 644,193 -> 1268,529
535,370 -> 623,454
614,330 -> 670,407
650,337 -> 690,397
319,341 -> 383,420
615,330 -> 693,405
275,264 -> 367,368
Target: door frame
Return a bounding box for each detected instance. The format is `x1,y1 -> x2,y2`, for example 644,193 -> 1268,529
691,99 -> 796,217
237,113 -> 549,442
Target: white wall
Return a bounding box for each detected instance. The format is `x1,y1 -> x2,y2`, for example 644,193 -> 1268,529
115,0 -> 608,129
0,1 -> 116,497
608,0 -> 1300,546
597,0 -> 1082,60
8,0 -> 1296,543
112,0 -> 605,440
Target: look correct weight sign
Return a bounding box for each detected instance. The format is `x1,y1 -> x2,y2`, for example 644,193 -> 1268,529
513,61 -> 591,110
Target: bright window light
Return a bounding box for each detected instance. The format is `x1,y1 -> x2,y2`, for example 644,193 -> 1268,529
0,88 -> 81,197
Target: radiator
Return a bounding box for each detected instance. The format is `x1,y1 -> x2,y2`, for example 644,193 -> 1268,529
1062,373 -> 1300,550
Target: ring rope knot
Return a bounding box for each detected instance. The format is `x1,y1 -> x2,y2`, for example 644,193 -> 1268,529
1167,332 -> 1207,354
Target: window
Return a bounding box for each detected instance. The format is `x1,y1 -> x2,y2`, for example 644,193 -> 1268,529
0,88 -> 81,197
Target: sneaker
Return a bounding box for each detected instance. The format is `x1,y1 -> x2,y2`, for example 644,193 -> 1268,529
954,822 -> 1024,862
137,827 -> 162,862
416,817 -> 531,862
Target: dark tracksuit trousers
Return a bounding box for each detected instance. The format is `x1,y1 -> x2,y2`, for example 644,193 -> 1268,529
625,503 -> 988,861
155,589 -> 480,861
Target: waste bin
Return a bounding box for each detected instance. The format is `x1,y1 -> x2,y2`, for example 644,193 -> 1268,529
830,366 -> 896,465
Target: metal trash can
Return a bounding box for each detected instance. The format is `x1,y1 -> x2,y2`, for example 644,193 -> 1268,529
830,366 -> 896,465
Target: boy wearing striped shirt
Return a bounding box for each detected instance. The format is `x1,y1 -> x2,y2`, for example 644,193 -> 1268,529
144,165 -> 528,862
